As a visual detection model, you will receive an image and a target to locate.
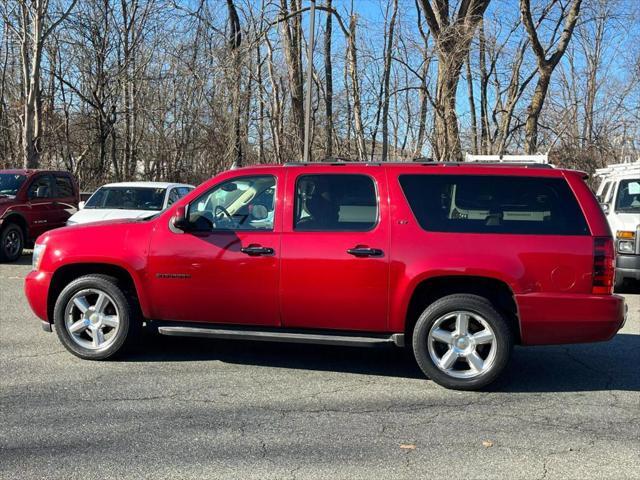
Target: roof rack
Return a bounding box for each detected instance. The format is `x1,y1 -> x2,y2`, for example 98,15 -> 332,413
594,161 -> 640,178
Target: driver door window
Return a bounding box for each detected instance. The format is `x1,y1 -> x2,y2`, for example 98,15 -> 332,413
28,176 -> 53,199
188,175 -> 276,231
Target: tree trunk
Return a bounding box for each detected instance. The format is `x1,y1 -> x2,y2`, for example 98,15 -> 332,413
280,0 -> 305,158
323,0 -> 333,158
347,13 -> 366,160
465,49 -> 478,155
524,70 -> 551,154
381,0 -> 398,162
434,54 -> 464,161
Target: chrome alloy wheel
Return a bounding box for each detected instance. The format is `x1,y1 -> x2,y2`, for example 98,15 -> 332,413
427,310 -> 497,379
64,289 -> 120,351
4,229 -> 21,257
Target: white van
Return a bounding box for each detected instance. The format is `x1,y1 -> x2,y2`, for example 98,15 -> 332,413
595,162 -> 640,289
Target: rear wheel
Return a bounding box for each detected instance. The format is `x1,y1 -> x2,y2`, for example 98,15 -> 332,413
0,223 -> 24,262
54,275 -> 137,359
412,294 -> 513,390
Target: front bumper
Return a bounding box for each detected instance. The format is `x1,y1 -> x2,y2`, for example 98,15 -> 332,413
516,292 -> 626,345
616,253 -> 640,281
24,270 -> 53,323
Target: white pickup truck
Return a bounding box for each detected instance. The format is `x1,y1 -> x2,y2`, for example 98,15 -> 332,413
595,162 -> 640,290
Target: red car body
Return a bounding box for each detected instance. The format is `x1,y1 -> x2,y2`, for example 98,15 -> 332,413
0,169 -> 79,259
25,163 -> 625,348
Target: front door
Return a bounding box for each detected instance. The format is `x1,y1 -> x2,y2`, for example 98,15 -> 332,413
280,169 -> 390,332
25,174 -> 55,238
147,172 -> 282,326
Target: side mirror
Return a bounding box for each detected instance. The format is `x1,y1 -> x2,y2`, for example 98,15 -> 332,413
171,205 -> 191,231
600,203 -> 610,215
78,201 -> 85,210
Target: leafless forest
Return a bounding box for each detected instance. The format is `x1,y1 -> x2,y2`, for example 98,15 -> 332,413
1,0 -> 639,188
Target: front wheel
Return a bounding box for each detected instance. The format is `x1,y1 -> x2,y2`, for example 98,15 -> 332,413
412,294 -> 513,390
54,275 -> 137,359
0,224 -> 24,262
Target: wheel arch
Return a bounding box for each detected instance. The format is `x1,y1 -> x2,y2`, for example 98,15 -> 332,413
403,275 -> 521,344
47,263 -> 147,324
1,212 -> 28,238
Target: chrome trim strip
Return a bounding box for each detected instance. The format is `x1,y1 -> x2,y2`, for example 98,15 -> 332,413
158,326 -> 402,348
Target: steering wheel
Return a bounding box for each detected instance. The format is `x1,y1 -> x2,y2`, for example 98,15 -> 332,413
214,205 -> 234,224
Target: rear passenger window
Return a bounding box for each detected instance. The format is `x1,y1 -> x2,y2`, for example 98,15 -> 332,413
55,176 -> 74,198
294,174 -> 377,231
399,175 -> 589,235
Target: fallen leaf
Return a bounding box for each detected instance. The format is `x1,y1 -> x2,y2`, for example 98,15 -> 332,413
482,440 -> 494,448
400,444 -> 416,450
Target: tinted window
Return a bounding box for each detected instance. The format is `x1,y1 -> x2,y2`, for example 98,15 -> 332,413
85,187 -> 166,211
294,174 -> 377,231
399,174 -> 589,235
54,175 -> 74,198
189,176 -> 276,231
28,176 -> 53,199
615,178 -> 640,213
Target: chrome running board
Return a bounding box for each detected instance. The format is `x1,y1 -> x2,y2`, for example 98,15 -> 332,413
158,325 -> 405,348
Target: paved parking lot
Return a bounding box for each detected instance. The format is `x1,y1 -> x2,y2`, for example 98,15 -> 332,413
1,255 -> 639,479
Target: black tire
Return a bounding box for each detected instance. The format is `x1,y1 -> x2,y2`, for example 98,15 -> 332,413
412,294 -> 513,391
614,273 -> 626,293
54,274 -> 138,360
0,223 -> 24,262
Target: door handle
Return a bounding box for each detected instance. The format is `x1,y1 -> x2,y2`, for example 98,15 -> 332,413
240,244 -> 274,256
347,246 -> 384,257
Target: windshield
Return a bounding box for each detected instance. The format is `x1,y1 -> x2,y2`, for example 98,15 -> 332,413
0,174 -> 26,197
85,186 -> 167,211
615,179 -> 640,213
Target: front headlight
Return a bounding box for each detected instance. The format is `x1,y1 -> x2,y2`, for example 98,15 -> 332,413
616,231 -> 636,254
617,240 -> 635,254
32,243 -> 46,271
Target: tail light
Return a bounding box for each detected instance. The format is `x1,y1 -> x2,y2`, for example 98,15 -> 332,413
592,237 -> 615,295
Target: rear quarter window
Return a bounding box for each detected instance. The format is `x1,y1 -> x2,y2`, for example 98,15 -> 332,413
399,174 -> 589,235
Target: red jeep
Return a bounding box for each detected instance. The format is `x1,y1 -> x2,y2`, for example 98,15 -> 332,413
24,163 -> 626,390
0,169 -> 79,261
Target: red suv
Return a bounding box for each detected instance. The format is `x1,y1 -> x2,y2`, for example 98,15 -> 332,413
0,169 -> 79,262
24,163 -> 625,390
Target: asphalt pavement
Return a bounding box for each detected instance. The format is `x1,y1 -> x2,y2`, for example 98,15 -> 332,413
1,254 -> 639,479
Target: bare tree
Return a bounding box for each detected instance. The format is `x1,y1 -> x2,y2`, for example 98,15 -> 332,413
2,0 -> 78,168
520,0 -> 582,154
416,0 -> 490,161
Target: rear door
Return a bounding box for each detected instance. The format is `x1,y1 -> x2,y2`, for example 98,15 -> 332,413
52,174 -> 78,227
280,168 -> 390,332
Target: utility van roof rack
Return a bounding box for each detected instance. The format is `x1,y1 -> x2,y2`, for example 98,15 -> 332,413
464,153 -> 550,164
594,161 -> 640,178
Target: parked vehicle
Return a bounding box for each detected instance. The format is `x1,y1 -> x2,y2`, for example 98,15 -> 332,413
66,182 -> 194,225
0,169 -> 79,262
595,162 -> 640,290
25,162 -> 626,390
